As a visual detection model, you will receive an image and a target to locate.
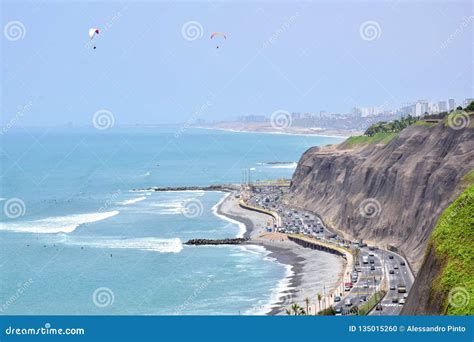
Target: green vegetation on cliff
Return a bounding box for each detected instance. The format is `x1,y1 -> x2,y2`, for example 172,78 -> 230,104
343,132 -> 397,148
430,182 -> 474,315
364,115 -> 419,136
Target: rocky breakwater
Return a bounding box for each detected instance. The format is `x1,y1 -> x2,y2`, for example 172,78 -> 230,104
185,238 -> 249,246
288,120 -> 474,272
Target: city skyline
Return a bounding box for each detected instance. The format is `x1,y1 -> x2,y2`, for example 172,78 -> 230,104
2,1 -> 473,126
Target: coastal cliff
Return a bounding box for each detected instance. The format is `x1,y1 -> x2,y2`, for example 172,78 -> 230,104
288,120 -> 474,272
402,183 -> 473,315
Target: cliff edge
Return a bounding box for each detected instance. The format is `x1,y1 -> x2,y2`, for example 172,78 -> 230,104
288,120 -> 474,272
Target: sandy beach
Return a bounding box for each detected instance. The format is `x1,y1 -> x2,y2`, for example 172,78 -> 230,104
196,125 -> 354,139
217,192 -> 345,315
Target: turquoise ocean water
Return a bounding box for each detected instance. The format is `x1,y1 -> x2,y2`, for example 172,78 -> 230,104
0,127 -> 343,315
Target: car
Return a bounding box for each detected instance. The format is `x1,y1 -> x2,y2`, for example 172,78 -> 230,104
392,297 -> 399,304
399,298 -> 406,305
375,304 -> 383,311
394,265 -> 399,270
334,296 -> 341,302
370,259 -> 375,264
400,261 -> 406,266
389,269 -> 395,274
390,285 -> 396,290
363,282 -> 369,288
397,285 -> 407,293
344,286 -> 351,291
360,296 -> 367,302
403,293 -> 408,299
335,307 -> 343,315
345,299 -> 352,306
370,265 -> 375,271
388,255 -> 394,259
369,252 -> 375,256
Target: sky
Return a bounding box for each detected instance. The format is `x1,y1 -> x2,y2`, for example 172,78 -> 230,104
1,0 -> 473,126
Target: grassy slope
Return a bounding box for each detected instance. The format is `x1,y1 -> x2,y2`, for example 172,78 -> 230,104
430,181 -> 474,315
343,132 -> 398,148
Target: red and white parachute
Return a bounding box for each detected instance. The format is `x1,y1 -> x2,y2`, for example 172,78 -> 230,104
88,28 -> 99,49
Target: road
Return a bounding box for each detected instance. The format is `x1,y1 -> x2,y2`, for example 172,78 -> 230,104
243,184 -> 415,315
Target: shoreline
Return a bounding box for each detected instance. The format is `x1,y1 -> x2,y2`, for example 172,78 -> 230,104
215,191 -> 345,315
211,192 -> 247,238
194,126 -> 352,139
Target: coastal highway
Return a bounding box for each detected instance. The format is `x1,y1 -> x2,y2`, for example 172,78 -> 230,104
334,247 -> 414,315
244,185 -> 415,315
369,250 -> 414,315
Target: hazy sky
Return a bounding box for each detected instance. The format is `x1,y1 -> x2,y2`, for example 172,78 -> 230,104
2,0 -> 473,126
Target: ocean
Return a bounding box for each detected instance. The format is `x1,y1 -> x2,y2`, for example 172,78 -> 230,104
0,126 -> 344,315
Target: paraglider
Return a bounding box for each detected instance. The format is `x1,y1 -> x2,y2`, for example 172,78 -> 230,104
210,32 -> 226,49
88,28 -> 99,49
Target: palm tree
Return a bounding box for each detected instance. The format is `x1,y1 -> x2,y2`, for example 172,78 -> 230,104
291,303 -> 300,315
304,297 -> 310,315
317,293 -> 322,312
285,308 -> 291,315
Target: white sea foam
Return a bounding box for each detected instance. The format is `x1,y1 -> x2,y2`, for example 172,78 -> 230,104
63,237 -> 183,253
211,192 -> 246,238
267,162 -> 297,169
119,196 -> 147,205
0,211 -> 119,234
240,245 -> 295,315
151,200 -> 185,215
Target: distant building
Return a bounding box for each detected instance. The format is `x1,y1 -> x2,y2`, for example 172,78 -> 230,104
239,115 -> 266,123
291,112 -> 302,120
352,106 -> 383,118
464,98 -> 474,108
448,98 -> 455,111
438,101 -> 447,112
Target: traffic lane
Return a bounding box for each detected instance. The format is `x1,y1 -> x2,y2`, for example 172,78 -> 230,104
334,251 -> 384,313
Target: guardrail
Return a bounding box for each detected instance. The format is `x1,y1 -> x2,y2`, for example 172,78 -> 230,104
238,200 -> 282,226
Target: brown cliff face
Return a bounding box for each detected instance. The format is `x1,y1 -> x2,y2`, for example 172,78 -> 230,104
289,123 -> 474,272
400,244 -> 445,314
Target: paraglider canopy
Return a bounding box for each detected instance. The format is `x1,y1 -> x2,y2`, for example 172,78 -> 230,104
210,32 -> 226,49
88,28 -> 99,40
210,32 -> 226,39
88,28 -> 99,49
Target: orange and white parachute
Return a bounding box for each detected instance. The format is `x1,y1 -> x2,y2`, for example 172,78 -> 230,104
210,32 -> 226,48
